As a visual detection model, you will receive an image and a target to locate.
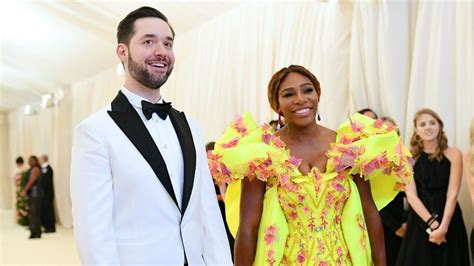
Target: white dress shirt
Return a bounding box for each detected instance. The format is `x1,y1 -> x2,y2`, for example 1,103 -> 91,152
121,87 -> 184,209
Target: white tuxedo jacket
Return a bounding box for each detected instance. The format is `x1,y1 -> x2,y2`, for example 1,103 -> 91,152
70,91 -> 232,265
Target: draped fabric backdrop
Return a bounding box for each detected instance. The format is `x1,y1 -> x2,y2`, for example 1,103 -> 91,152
2,1 -> 472,233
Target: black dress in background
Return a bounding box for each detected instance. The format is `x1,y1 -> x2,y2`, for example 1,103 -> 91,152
380,192 -> 407,266
214,183 -> 235,260
396,152 -> 470,266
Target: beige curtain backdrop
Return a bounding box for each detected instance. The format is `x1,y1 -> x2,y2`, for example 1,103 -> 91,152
2,1 -> 472,232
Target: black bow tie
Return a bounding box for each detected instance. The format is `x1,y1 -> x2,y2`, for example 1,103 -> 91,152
141,100 -> 172,120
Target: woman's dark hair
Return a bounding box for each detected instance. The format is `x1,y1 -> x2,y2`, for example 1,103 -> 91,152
15,156 -> 24,164
357,108 -> 378,119
267,65 -> 321,113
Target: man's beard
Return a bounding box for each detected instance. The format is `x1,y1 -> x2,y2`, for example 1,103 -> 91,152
127,53 -> 173,90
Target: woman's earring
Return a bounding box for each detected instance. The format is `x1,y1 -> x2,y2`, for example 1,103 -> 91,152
317,110 -> 321,121
278,112 -> 283,128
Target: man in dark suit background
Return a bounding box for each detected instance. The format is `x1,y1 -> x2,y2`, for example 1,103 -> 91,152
39,154 -> 56,233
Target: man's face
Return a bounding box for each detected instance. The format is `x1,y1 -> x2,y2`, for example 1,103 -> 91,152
122,17 -> 175,89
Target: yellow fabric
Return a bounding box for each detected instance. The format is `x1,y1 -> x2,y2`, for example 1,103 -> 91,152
209,112 -> 413,265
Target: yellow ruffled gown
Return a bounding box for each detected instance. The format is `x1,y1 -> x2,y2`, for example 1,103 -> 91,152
208,113 -> 413,265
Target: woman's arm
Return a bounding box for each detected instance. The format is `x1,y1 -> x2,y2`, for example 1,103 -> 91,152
430,148 -> 463,244
23,167 -> 40,192
353,174 -> 386,266
234,177 -> 266,265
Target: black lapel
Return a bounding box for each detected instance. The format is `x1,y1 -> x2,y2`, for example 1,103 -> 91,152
169,109 -> 196,215
107,91 -> 179,210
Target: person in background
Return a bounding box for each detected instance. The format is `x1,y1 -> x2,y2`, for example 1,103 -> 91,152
378,116 -> 408,266
463,118 -> 474,262
39,154 -> 56,233
22,155 -> 43,239
269,120 -> 278,131
358,108 -> 378,120
13,156 -> 28,226
396,109 -> 470,266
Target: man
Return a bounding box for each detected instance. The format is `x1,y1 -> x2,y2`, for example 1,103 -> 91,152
39,154 -> 56,233
70,6 -> 231,265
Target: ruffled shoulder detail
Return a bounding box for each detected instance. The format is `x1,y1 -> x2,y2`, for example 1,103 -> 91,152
208,112 -> 301,185
327,113 -> 414,209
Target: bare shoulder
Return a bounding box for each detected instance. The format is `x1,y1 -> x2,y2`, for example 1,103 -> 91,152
318,125 -> 337,142
444,147 -> 462,162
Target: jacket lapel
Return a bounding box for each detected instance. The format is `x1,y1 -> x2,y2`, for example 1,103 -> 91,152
107,91 -> 180,210
169,109 -> 196,215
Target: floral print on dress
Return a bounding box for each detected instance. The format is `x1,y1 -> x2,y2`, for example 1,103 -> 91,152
208,112 -> 413,265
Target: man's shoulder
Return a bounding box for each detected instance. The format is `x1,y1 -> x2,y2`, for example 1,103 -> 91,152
75,105 -> 112,131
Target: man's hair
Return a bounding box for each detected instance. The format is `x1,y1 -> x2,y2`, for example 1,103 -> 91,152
15,156 -> 24,164
41,154 -> 49,162
117,6 -> 175,45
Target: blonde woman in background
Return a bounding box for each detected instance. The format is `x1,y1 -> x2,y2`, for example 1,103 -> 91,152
396,109 -> 470,266
463,118 -> 474,261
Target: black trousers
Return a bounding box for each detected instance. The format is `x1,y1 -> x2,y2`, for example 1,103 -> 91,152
28,195 -> 42,237
41,193 -> 56,231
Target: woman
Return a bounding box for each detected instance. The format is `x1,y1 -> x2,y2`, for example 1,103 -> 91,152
396,109 -> 469,266
463,118 -> 474,261
209,65 -> 413,265
22,155 -> 43,239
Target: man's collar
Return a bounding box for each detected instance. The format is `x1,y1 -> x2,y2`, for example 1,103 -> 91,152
121,87 -> 163,109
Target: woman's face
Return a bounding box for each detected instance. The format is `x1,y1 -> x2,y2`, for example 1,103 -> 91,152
415,113 -> 440,142
362,111 -> 377,119
277,72 -> 319,127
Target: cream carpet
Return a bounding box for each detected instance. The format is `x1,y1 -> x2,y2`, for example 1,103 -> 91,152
0,209 -> 80,265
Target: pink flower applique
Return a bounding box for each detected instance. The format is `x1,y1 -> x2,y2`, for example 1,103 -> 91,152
264,225 -> 277,245
308,220 -> 315,231
310,167 -> 322,180
303,206 -> 310,214
262,123 -> 273,132
298,194 -> 305,202
317,239 -> 326,253
288,156 -> 302,167
333,181 -> 346,192
289,211 -> 298,220
350,121 -> 364,133
262,133 -> 271,144
266,249 -> 275,266
279,173 -> 290,186
339,135 -> 353,145
319,261 -> 329,266
362,153 -> 388,176
220,137 -> 240,148
272,135 -> 286,148
297,250 -> 306,263
394,182 -> 407,191
231,115 -> 248,135
374,119 -> 384,128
